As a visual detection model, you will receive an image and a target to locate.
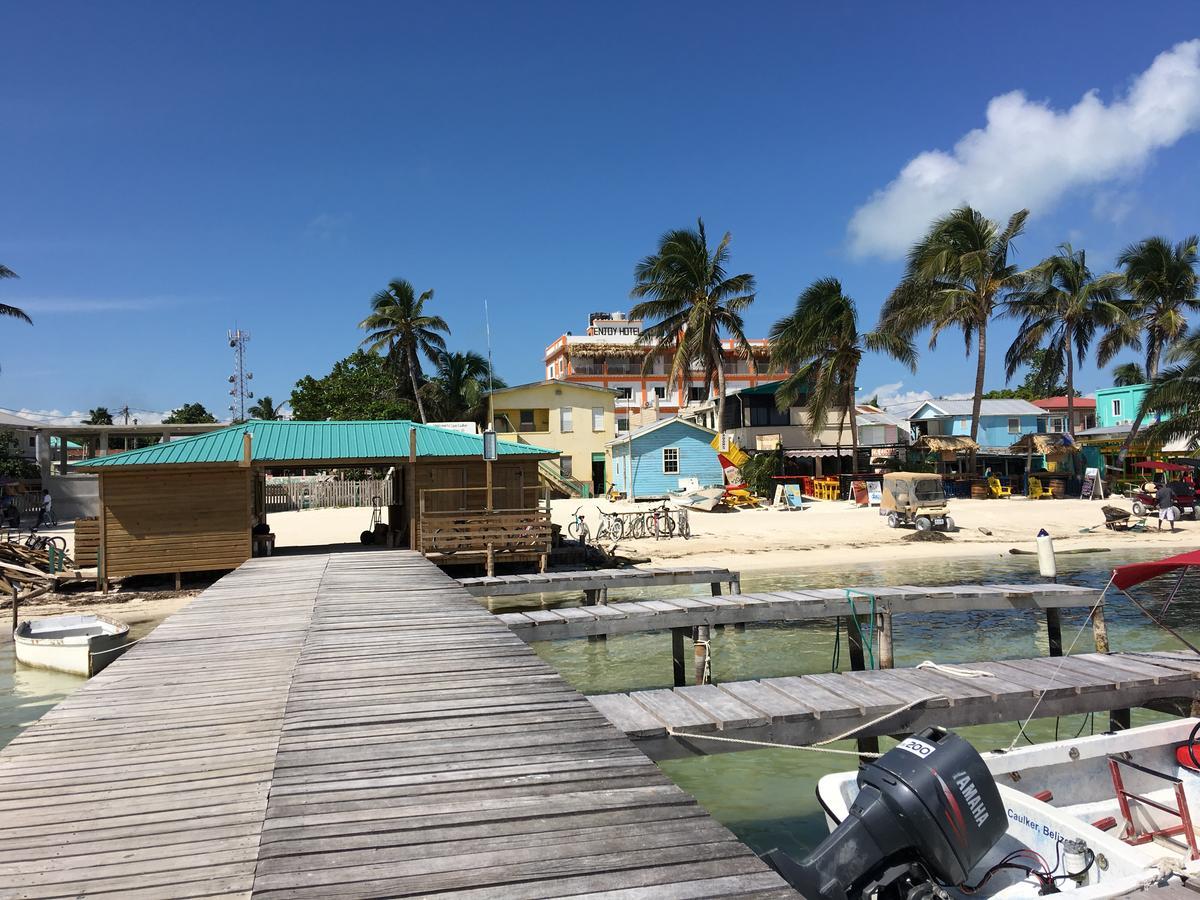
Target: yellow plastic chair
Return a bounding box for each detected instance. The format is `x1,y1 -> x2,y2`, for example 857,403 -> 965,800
1028,476 -> 1051,499
987,476 -> 1011,499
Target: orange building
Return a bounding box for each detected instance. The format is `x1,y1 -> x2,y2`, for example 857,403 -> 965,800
544,311 -> 783,432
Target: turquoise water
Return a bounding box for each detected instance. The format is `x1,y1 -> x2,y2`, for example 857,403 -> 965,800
494,548 -> 1200,860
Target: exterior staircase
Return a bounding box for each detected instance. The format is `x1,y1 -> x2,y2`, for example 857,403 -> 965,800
538,460 -> 592,498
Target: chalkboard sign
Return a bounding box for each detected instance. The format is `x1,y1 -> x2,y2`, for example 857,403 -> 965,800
866,481 -> 883,506
1081,467 -> 1100,500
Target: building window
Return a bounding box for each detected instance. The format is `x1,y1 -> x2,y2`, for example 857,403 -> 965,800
663,447 -> 679,474
616,415 -> 629,433
615,387 -> 632,401
28,437 -> 35,448
592,407 -> 604,431
1007,417 -> 1021,434
560,407 -> 573,433
1112,398 -> 1122,418
1049,416 -> 1065,433
519,409 -> 535,432
1084,414 -> 1096,430
688,386 -> 707,403
749,404 -> 789,427
653,386 -> 666,400
560,457 -> 573,478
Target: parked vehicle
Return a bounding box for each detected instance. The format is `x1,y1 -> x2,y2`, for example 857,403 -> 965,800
879,472 -> 954,531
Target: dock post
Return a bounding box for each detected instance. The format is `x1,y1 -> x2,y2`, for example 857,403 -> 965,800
845,613 -> 880,757
694,624 -> 711,684
584,589 -> 607,643
672,627 -> 687,687
486,543 -> 495,578
877,611 -> 894,669
1045,608 -> 1063,657
10,583 -> 16,635
598,587 -> 608,605
1092,602 -> 1129,730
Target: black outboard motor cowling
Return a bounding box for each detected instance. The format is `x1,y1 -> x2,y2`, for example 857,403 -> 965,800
767,727 -> 1006,900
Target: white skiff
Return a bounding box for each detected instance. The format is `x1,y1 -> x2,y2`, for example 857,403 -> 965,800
13,614 -> 130,677
817,718 -> 1200,897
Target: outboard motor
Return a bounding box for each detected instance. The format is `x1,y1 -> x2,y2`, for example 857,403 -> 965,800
766,727 -> 1006,900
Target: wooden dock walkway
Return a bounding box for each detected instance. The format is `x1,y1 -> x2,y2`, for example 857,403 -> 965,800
0,551 -> 792,898
589,650 -> 1200,761
458,565 -> 740,599
496,583 -> 1100,641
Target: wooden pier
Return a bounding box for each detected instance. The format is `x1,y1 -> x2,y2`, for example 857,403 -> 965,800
496,583 -> 1100,641
0,551 -> 792,898
590,650 -> 1200,761
458,565 -> 740,600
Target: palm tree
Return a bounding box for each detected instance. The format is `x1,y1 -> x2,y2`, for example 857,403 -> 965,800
1003,244 -> 1124,436
1099,236 -> 1200,459
0,265 -> 32,325
248,396 -> 284,420
82,407 -> 113,425
770,278 -> 916,471
879,207 -> 1029,461
424,350 -> 504,426
1140,328 -> 1200,451
629,219 -> 755,440
1112,362 -> 1147,386
358,279 -> 449,423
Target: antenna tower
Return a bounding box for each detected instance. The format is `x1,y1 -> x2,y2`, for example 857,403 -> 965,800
227,328 -> 254,421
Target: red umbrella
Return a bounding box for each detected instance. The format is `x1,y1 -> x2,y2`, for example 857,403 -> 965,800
1112,548 -> 1200,590
1133,461 -> 1192,472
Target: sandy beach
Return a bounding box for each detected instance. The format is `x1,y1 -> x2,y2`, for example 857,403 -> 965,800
551,496 -> 1200,573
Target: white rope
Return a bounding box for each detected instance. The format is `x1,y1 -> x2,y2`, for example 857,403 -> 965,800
90,637 -> 142,657
666,693 -> 945,759
1005,572 -> 1116,751
916,661 -> 995,678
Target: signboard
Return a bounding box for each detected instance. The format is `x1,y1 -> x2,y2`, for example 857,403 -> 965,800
852,480 -> 869,506
774,483 -> 806,509
866,481 -> 883,506
1081,467 -> 1102,501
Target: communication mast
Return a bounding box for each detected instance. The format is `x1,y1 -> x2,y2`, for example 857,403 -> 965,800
227,328 -> 254,421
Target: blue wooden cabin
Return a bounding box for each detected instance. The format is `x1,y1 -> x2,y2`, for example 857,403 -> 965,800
608,417 -> 724,500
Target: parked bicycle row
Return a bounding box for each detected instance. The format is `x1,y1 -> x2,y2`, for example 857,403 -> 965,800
567,503 -> 690,544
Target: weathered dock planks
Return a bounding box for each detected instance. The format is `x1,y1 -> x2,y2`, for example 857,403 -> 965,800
590,650 -> 1200,761
0,551 -> 792,898
497,582 -> 1101,641
457,565 -> 740,598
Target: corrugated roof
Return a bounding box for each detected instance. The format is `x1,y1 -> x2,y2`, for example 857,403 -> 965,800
73,420 -> 557,469
912,399 -> 1047,418
1034,396 -> 1096,409
606,416 -> 716,447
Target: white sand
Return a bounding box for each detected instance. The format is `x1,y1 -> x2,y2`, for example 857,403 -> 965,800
551,496 -> 1200,573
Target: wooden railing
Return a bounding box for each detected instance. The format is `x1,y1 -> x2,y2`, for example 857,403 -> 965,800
418,486 -> 551,573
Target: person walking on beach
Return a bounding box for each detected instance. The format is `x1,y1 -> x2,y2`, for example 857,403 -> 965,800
35,489 -> 55,528
1157,481 -> 1178,532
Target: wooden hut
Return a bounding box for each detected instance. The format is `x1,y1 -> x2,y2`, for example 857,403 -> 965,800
73,420 -> 558,586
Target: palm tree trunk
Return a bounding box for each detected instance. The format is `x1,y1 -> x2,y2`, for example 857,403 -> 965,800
714,347 -> 727,444
834,408 -> 846,476
1065,328 -> 1075,436
1117,326 -> 1160,463
848,382 -> 860,477
409,344 -> 428,423
969,318 -> 988,473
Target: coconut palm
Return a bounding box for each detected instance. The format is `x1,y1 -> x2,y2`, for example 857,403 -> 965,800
1003,244 -> 1124,436
1098,236 -> 1200,459
629,219 -> 755,439
0,265 -> 32,325
771,278 -> 916,471
878,206 -> 1029,459
1111,362 -> 1147,386
248,396 -> 284,420
423,350 -> 504,426
1140,328 -> 1200,450
358,279 -> 449,423
82,407 -> 113,425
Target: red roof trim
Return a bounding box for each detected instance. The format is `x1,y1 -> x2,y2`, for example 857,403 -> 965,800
1034,396 -> 1096,409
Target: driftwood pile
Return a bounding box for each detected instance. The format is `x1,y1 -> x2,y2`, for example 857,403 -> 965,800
0,542 -> 74,602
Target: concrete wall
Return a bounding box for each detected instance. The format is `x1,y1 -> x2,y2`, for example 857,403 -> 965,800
47,474 -> 99,520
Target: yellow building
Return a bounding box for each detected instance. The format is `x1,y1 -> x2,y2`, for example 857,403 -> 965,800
490,380 -> 618,496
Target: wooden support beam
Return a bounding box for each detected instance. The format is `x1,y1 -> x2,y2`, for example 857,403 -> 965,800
844,613 -> 879,757
672,627 -> 687,687
877,611 -> 894,670
694,624 -> 711,685
1045,607 -> 1064,657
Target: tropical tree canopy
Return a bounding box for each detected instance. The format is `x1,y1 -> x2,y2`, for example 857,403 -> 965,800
770,277 -> 915,466
1141,328 -> 1200,450
879,206 -> 1029,446
358,279 -> 449,423
0,430 -> 37,479
0,265 -> 32,325
290,350 -> 416,421
248,396 -> 284,420
422,350 -> 503,426
162,402 -> 218,424
1100,235 -> 1200,379
629,218 -> 755,437
1004,244 -> 1123,430
1111,361 -> 1147,386
83,407 -> 114,425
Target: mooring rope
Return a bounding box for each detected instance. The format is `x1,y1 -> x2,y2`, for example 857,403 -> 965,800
916,661 -> 995,678
90,637 -> 143,657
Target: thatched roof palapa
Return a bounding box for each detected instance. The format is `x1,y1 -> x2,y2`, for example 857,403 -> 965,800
1008,433 -> 1079,457
566,342 -> 773,359
912,434 -> 979,453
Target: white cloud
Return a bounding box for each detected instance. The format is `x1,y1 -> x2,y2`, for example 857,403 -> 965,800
305,212 -> 352,241
858,381 -> 932,408
847,39 -> 1200,259
17,297 -> 170,314
14,407 -> 172,425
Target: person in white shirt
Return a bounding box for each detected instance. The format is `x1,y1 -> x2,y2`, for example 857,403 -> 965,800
36,489 -> 55,528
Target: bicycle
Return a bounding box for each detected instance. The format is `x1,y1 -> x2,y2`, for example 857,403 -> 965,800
594,507 -> 625,542
566,506 -> 591,545
649,502 -> 676,540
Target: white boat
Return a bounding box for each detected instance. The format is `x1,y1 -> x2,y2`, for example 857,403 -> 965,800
815,718 -> 1200,897
14,614 -> 130,677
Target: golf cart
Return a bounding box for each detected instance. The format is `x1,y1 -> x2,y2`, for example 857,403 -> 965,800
880,471 -> 955,531
1129,461 -> 1197,519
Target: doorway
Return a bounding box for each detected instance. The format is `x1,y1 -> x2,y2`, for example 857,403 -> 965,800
591,454 -> 606,497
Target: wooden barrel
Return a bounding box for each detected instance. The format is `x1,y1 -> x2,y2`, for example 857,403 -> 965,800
1049,478 -> 1067,498
970,480 -> 988,499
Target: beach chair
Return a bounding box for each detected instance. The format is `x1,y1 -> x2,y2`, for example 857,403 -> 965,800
987,476 -> 1011,499
1028,476 -> 1052,500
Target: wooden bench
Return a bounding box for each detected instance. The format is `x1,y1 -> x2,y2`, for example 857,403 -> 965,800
252,532 -> 276,556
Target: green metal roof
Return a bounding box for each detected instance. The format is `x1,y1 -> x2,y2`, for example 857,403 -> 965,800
73,420 -> 557,469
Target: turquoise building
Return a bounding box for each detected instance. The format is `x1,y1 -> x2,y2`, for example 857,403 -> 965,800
1094,384 -> 1156,428
608,417 -> 724,500
908,399 -> 1048,450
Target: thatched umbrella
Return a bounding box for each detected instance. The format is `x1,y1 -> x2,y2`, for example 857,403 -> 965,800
911,435 -> 979,474
1009,432 -> 1081,482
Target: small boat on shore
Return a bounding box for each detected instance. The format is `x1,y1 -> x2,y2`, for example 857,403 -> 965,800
14,614 -> 130,677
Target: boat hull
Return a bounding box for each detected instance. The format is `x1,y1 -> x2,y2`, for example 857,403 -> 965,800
13,615 -> 130,678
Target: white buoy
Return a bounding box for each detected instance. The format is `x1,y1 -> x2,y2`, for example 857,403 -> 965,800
1036,528 -> 1057,579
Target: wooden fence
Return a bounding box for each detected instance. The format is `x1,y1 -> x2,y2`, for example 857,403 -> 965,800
264,478 -> 394,512
73,517 -> 99,567
417,486 -> 551,573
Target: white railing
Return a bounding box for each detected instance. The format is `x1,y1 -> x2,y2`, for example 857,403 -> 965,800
265,478 -> 394,512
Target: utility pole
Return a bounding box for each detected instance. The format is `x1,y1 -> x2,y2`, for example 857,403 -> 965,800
118,405 -> 130,425
227,328 -> 253,422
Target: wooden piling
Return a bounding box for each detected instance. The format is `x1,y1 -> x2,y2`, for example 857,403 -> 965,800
877,611 -> 894,669
1091,603 -> 1128,730
1045,608 -> 1063,657
672,627 -> 687,687
10,583 -> 16,635
844,613 -> 880,757
694,624 -> 710,684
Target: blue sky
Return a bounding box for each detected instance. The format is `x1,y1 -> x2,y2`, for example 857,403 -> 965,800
2,3 -> 1199,422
